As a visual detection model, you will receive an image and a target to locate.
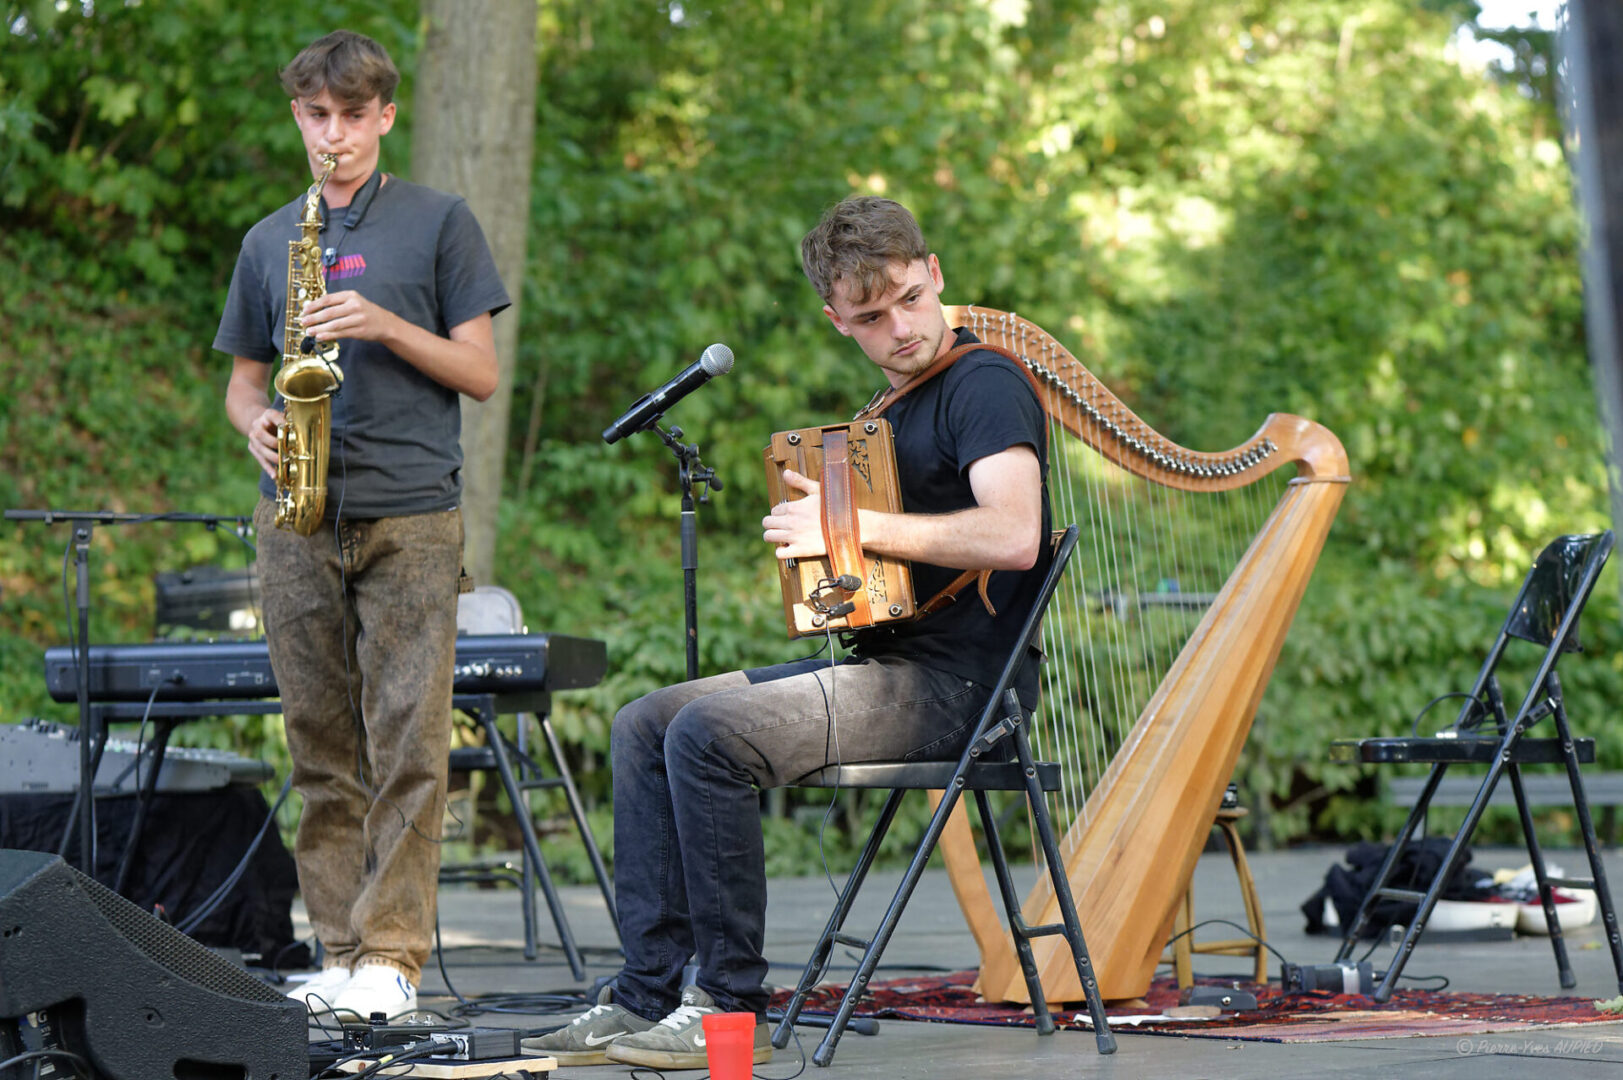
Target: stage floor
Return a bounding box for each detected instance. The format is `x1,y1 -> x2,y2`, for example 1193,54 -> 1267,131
310,844 -> 1623,1078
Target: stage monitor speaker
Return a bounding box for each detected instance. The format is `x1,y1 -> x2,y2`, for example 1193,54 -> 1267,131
0,849 -> 306,1080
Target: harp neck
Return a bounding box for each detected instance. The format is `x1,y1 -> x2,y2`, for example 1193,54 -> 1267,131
944,303 -> 1349,489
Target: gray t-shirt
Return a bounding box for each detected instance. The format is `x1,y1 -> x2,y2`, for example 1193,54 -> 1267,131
214,176 -> 510,518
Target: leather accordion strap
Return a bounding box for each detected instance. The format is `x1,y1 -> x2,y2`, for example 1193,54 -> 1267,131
855,341 -> 1047,422
852,338 -> 1048,619
818,427 -> 873,625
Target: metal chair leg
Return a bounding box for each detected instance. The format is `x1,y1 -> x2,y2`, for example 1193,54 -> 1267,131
1335,763 -> 1447,963
1372,747 -> 1515,1002
1008,701 -> 1114,1054
810,782 -> 972,1067
470,696 -> 586,981
772,790 -> 905,1049
974,788 -> 1054,1035
1552,684 -> 1623,993
1506,763 -> 1576,987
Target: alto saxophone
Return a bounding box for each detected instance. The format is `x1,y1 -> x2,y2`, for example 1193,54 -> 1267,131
273,153 -> 345,534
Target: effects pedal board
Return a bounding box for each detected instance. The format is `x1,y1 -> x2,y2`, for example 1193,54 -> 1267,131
424,1029 -> 523,1061
342,1017 -> 458,1053
341,1019 -> 521,1062
337,1017 -> 552,1077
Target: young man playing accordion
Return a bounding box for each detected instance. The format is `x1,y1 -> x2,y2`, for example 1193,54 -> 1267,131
527,196 -> 1053,1070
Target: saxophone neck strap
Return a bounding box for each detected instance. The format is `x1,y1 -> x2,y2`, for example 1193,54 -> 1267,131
297,168 -> 386,269
324,169 -> 386,270
335,168 -> 386,231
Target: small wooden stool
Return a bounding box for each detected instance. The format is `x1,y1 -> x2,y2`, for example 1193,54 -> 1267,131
1167,805 -> 1268,987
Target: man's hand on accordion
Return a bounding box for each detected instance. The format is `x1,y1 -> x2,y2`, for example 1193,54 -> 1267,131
763,468 -> 826,560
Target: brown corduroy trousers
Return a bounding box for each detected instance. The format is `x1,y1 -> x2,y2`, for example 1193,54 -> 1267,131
254,498 -> 462,983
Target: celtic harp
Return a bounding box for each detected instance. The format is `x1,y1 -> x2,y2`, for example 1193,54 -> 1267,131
934,305 -> 1350,1003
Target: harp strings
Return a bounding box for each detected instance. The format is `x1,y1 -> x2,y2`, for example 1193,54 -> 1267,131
1033,396 -> 1289,872
1081,473 -> 1311,878
952,304 -> 1282,870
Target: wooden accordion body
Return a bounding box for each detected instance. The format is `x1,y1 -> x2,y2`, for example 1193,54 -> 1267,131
764,421 -> 915,638
931,305 -> 1350,1003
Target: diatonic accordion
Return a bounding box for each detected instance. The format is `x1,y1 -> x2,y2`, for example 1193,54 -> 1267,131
763,419 -> 916,639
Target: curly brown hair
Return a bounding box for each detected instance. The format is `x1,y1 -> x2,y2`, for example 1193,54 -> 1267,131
281,30 -> 400,108
800,196 -> 929,305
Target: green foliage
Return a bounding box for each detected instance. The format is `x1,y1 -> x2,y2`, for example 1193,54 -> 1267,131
2,0 -> 1617,881
0,0 -> 418,288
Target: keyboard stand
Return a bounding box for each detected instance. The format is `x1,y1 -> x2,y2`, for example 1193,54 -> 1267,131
449,692 -> 620,979
60,692 -> 620,980
58,700 -> 284,893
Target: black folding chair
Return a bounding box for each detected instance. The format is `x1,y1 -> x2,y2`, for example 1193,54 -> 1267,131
771,525 -> 1116,1065
1329,531 -> 1623,1001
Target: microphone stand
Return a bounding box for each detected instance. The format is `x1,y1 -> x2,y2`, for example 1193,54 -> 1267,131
651,424 -> 722,682
3,508 -> 255,880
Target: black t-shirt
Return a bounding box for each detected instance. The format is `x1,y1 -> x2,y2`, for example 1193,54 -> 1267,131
852,328 -> 1053,704
214,177 -> 510,518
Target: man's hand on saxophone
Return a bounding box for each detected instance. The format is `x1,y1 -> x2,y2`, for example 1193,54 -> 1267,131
300,289 -> 390,344
300,289 -> 500,402
244,408 -> 284,478
224,356 -> 282,478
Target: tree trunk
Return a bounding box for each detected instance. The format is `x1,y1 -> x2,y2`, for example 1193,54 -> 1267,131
1567,2 -> 1623,567
412,0 -> 538,588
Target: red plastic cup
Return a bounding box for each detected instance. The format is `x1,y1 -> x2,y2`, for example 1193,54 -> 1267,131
700,1011 -> 757,1080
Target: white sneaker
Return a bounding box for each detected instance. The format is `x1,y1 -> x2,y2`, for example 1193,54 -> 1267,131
287,966 -> 351,1012
331,963 -> 418,1020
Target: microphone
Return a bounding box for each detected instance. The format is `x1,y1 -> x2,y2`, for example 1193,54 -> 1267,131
602,343 -> 735,443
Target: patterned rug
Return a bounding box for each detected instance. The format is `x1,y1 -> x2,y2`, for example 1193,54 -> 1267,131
769,971 -> 1623,1043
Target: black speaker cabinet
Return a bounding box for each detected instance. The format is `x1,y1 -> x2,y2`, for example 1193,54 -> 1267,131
0,850 -> 306,1079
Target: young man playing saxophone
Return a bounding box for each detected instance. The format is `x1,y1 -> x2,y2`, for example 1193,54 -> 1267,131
526,196 -> 1051,1069
216,29 -> 509,1020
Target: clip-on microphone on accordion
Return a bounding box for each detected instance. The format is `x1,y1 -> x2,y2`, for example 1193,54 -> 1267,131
809,575 -> 863,618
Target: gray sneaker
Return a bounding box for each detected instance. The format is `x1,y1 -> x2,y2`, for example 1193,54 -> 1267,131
519,984 -> 656,1066
605,985 -> 772,1070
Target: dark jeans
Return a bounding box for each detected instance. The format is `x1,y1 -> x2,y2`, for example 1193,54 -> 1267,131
610,653 -> 990,1019
254,498 -> 463,983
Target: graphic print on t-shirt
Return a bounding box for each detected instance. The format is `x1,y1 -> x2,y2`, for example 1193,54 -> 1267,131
327,253 -> 367,282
